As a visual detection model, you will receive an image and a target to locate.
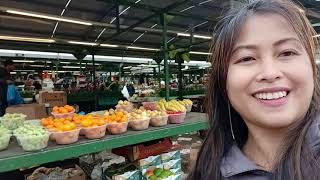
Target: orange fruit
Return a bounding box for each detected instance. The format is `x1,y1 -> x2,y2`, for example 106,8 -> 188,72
60,109 -> 69,114
53,106 -> 59,112
54,121 -> 64,128
46,125 -> 54,129
62,124 -> 73,131
69,122 -> 76,130
63,120 -> 71,124
48,119 -> 54,125
81,120 -> 92,127
66,117 -> 72,121
65,106 -> 74,112
97,119 -> 105,126
41,119 -> 49,126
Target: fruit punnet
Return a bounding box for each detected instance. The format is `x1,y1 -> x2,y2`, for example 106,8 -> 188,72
41,116 -> 77,132
52,105 -> 75,114
0,113 -> 26,130
50,128 -> 80,145
104,109 -> 129,123
14,124 -> 49,151
116,100 -> 133,112
104,109 -> 129,134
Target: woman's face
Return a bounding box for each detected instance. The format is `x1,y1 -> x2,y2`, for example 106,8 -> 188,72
227,14 -> 314,129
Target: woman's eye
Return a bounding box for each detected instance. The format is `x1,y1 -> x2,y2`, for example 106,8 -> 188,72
279,50 -> 298,57
236,57 -> 255,64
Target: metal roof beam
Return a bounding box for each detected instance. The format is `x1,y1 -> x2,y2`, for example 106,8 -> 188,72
11,0 -> 107,15
111,0 -> 217,23
100,0 -> 189,42
83,5 -> 117,40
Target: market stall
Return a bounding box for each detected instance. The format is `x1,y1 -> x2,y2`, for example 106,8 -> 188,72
0,112 -> 208,173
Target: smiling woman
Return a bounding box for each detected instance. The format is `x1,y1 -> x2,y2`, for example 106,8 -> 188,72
188,0 -> 320,180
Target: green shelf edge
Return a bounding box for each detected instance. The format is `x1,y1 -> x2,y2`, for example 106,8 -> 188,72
0,114 -> 209,173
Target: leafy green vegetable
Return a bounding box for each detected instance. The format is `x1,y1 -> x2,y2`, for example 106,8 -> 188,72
0,113 -> 26,130
14,124 -> 49,151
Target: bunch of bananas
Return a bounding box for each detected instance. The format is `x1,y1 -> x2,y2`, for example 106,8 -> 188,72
180,99 -> 193,106
157,99 -> 187,113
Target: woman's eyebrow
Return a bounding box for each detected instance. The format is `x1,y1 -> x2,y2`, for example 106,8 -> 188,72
273,37 -> 301,47
232,37 -> 302,54
232,44 -> 258,54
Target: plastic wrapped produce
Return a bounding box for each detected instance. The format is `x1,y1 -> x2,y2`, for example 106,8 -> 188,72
14,124 -> 49,151
107,122 -> 128,135
51,128 -> 80,145
81,124 -> 107,139
129,118 -> 150,130
0,126 -> 11,151
150,115 -> 168,127
0,113 -> 26,130
142,102 -> 158,111
168,112 -> 186,124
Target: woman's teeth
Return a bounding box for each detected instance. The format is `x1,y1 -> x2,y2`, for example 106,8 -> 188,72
254,91 -> 287,100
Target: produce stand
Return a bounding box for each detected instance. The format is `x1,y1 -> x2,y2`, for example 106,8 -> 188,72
0,112 -> 208,173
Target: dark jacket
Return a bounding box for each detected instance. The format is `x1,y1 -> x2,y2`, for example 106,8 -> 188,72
0,66 -> 9,116
220,113 -> 320,180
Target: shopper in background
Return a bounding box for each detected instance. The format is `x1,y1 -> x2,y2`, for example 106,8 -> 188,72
7,79 -> 24,106
0,60 -> 15,116
188,0 -> 320,180
126,82 -> 135,97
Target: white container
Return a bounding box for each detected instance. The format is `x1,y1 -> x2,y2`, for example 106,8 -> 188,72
129,118 -> 150,130
17,133 -> 49,151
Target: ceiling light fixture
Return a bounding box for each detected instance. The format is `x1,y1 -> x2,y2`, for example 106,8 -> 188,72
30,65 -> 44,67
0,35 -> 55,43
100,43 -> 119,48
127,46 -> 159,51
12,60 -> 35,63
6,10 -> 92,26
62,66 -> 83,69
177,33 -> 212,39
189,51 -> 211,55
68,41 -> 98,46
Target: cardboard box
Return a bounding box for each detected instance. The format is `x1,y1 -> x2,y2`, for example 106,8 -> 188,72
6,103 -> 47,120
112,138 -> 173,162
39,91 -> 67,107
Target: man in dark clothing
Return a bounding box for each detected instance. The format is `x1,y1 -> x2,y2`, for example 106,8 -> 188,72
0,60 -> 15,116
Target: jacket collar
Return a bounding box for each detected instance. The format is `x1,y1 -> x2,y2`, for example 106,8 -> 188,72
220,144 -> 263,177
221,111 -> 320,178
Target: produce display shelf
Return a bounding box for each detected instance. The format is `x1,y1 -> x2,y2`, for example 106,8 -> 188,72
169,94 -> 205,100
0,112 -> 209,173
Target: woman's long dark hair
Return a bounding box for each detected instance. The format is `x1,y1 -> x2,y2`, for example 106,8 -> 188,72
188,0 -> 320,180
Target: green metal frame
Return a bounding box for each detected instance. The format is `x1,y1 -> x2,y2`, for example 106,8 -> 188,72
0,113 -> 208,173
113,0 -> 218,23
162,13 -> 170,100
102,0 -> 189,42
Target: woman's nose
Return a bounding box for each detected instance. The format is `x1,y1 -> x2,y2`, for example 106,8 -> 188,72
255,59 -> 283,83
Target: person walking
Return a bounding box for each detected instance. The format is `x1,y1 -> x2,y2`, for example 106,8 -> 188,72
0,60 -> 15,116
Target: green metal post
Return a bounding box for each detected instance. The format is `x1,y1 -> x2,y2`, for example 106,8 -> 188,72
162,13 -> 170,100
92,53 -> 97,110
158,63 -> 161,88
92,54 -> 96,86
178,61 -> 183,99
